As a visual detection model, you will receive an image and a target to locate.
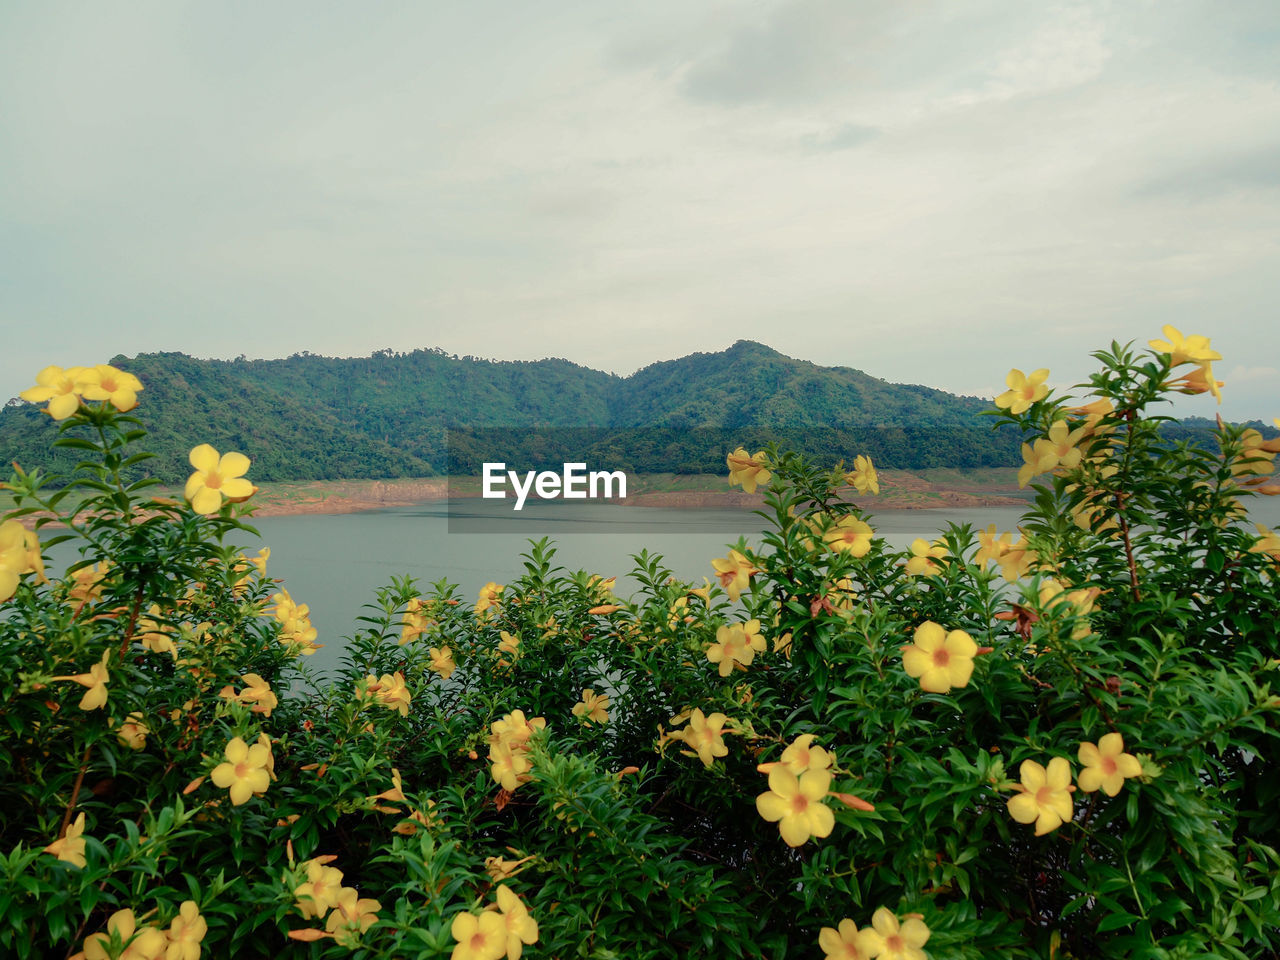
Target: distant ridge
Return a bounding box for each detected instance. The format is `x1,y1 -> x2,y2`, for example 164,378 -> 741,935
0,341 -> 1117,483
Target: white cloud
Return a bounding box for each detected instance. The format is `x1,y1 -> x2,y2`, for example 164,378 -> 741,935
1,0 -> 1277,422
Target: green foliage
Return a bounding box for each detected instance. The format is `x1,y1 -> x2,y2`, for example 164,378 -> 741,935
2,343 -> 1034,484
1,338 -> 1278,958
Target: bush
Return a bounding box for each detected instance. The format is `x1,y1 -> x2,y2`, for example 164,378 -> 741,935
1,335 -> 1278,959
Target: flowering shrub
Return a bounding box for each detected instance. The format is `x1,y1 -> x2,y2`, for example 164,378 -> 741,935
2,336 -> 1279,958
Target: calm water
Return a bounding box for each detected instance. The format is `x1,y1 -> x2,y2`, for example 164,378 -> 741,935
32,496 -> 1280,675
240,499 -> 1024,673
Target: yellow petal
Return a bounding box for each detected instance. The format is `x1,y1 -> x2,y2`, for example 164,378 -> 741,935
189,444 -> 219,472
219,451 -> 251,479
190,487 -> 222,515
1007,792 -> 1040,824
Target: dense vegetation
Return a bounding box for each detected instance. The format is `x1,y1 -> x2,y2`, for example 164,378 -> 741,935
2,330 -> 1278,958
2,342 -> 1030,482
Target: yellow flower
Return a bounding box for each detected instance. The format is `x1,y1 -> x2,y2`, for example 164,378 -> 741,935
20,365 -> 87,420
400,596 -> 432,644
210,735 -> 272,805
493,885 -> 539,960
51,649 -> 111,711
819,918 -> 885,960
165,900 -> 208,960
429,646 -> 457,679
497,631 -> 521,666
490,710 -> 546,748
1018,420 -> 1086,488
476,582 -> 504,620
325,887 -> 381,947
1,525 -> 27,603
869,907 -> 931,960
667,708 -> 730,767
755,768 -> 835,847
0,520 -> 47,604
136,605 -> 177,657
705,619 -> 766,676
1149,324 -> 1221,366
450,911 -> 507,960
66,561 -> 109,606
571,688 -> 610,724
184,444 -> 254,515
116,712 -> 150,750
45,811 -> 88,868
901,621 -> 977,694
371,672 -> 411,716
844,454 -> 879,495
485,853 -> 535,881
1038,579 -> 1100,640
219,673 -> 278,717
488,740 -> 533,792
1038,420 -> 1086,472
248,547 -> 270,575
667,596 -> 690,628
997,535 -> 1038,582
711,549 -> 757,602
81,908 -> 167,960
1250,524 -> 1280,562
1168,363 -> 1224,403
270,590 -> 322,655
727,448 -> 771,494
77,364 -> 144,412
295,858 -> 345,920
1067,396 -> 1116,435
393,803 -> 439,836
904,538 -> 948,577
257,732 -> 277,782
1007,757 -> 1075,835
995,368 -> 1050,415
822,515 -> 874,557
1231,428 -> 1279,478
776,733 -> 834,775
1077,733 -> 1142,796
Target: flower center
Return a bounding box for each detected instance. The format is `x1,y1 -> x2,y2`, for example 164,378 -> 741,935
1035,786 -> 1054,805
932,649 -> 951,667
205,470 -> 224,490
1100,757 -> 1117,775
790,794 -> 810,815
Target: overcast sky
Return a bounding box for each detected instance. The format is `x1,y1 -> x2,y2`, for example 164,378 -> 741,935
2,1 -> 1278,421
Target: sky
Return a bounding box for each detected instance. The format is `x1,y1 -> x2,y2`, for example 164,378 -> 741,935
2,0 -> 1278,421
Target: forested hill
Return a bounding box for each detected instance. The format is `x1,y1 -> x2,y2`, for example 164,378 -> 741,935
0,342 -> 1092,482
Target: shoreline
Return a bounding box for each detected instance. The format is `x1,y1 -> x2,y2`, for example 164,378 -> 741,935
4,471 -> 1031,528
243,471 -> 1030,519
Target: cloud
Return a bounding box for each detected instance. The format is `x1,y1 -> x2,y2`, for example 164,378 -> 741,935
1136,142 -> 1280,199
1226,365 -> 1280,384
1,0 -> 1278,425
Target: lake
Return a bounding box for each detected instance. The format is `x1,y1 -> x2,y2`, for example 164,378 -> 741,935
236,499 -> 1023,672
30,495 -> 1280,675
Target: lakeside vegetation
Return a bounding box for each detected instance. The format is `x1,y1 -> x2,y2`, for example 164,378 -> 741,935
2,342 -> 1019,483
2,332 -> 1279,958
5,342 -> 1271,491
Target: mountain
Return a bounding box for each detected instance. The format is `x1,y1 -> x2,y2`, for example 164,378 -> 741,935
2,342 -> 1017,483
